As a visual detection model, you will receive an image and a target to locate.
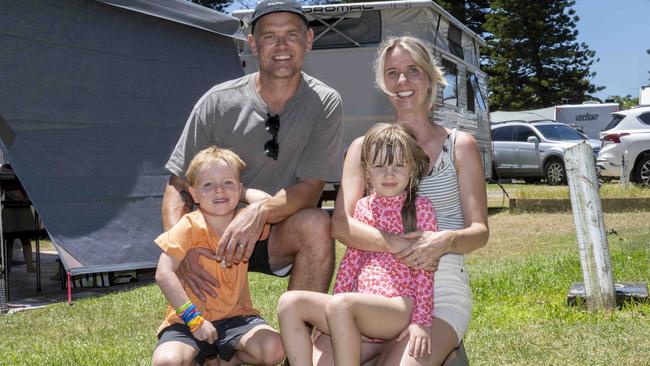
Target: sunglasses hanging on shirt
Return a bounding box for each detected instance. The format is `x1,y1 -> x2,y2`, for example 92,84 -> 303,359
264,113 -> 280,160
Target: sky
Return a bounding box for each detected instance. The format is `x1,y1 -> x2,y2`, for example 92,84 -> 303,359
573,0 -> 650,100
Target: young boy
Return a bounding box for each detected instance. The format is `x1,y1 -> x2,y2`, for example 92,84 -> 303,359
152,146 -> 285,366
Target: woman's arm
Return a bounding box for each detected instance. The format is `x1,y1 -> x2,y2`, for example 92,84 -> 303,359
448,131 -> 489,254
330,137 -> 414,253
403,132 -> 489,263
396,132 -> 488,270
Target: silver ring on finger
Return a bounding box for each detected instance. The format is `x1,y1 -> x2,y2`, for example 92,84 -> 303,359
238,243 -> 245,248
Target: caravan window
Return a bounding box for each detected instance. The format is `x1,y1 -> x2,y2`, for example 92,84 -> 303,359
441,59 -> 458,107
448,24 -> 464,59
467,73 -> 487,112
309,11 -> 382,49
466,76 -> 475,113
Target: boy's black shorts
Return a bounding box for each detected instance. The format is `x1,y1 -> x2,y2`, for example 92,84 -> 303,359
156,315 -> 267,364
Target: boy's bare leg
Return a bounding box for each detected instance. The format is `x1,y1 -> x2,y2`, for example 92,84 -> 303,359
151,341 -> 199,366
267,208 -> 334,292
277,291 -> 333,365
222,324 -> 284,366
325,293 -> 412,366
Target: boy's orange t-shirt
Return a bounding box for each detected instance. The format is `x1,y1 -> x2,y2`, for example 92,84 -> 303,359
155,210 -> 270,335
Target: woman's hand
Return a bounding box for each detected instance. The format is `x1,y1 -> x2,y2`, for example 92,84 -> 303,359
384,232 -> 418,255
394,230 -> 454,271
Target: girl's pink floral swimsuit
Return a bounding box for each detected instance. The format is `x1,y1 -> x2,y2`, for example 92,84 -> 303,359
333,192 -> 438,326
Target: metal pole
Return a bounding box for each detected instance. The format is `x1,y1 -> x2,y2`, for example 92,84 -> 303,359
0,177 -> 7,313
564,142 -> 616,310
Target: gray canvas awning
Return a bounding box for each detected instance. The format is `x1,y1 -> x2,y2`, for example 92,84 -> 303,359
0,0 -> 244,275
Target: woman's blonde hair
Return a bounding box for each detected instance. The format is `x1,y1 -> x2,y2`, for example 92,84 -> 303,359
375,36 -> 447,110
361,123 -> 430,232
185,146 -> 246,186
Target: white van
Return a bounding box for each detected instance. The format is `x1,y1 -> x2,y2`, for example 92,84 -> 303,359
233,0 -> 492,177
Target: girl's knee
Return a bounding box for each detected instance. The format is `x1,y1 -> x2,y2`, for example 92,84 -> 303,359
325,293 -> 353,319
277,291 -> 303,318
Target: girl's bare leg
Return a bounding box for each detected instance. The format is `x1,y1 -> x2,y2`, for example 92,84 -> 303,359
325,293 -> 412,366
314,332 -> 384,366
376,317 -> 457,366
277,291 -> 333,365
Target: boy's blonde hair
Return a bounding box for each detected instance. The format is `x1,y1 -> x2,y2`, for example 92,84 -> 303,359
375,36 -> 447,110
361,123 -> 430,233
185,146 -> 246,186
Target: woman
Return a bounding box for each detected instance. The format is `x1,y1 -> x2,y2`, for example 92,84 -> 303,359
327,36 -> 489,365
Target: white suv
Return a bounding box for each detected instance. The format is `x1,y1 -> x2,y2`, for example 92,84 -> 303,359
596,106 -> 650,186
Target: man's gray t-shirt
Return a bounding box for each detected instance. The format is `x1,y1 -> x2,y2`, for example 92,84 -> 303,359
166,72 -> 343,195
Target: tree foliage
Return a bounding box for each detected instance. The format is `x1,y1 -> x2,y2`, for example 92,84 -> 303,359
606,95 -> 639,110
436,0 -> 489,36
189,0 -> 233,13
482,0 -> 602,111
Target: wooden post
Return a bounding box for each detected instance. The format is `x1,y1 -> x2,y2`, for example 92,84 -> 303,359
564,142 -> 616,310
620,150 -> 630,187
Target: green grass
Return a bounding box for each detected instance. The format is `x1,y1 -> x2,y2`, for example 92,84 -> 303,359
488,182 -> 650,200
487,182 -> 650,209
1,210 -> 649,365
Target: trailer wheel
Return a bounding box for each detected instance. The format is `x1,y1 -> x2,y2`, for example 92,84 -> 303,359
544,158 -> 566,185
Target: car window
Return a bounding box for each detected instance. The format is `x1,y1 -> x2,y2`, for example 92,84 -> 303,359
638,112 -> 650,125
535,124 -> 585,140
602,115 -> 623,131
491,125 -> 515,141
514,126 -> 537,142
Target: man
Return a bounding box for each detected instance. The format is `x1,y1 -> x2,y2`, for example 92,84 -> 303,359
162,0 -> 343,301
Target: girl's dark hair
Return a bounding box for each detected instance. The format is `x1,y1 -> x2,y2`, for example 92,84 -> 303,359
361,123 -> 430,232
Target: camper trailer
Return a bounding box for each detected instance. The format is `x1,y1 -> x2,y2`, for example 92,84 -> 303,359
554,103 -> 619,139
232,0 -> 491,176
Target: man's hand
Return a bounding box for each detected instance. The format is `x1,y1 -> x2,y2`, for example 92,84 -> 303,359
181,247 -> 220,302
216,200 -> 268,266
385,232 -> 417,255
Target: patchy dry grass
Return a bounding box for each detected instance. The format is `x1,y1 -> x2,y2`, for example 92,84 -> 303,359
1,208 -> 648,365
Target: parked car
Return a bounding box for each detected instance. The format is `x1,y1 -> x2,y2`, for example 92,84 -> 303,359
491,120 -> 601,185
596,106 -> 650,186
599,105 -> 650,137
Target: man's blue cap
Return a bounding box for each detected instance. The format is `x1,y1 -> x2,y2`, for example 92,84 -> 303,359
250,0 -> 309,32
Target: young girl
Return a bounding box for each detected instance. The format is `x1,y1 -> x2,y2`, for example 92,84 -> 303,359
277,123 -> 437,365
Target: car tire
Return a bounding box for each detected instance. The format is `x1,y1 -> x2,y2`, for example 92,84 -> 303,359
632,154 -> 650,187
544,158 -> 566,185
